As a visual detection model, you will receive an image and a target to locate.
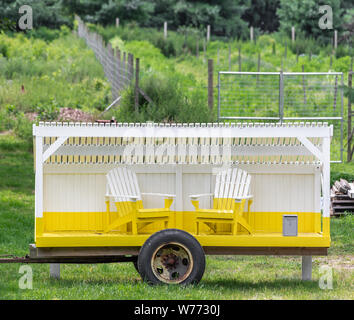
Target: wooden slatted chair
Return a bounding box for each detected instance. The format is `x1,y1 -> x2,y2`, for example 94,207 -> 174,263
190,168 -> 253,235
104,167 -> 175,234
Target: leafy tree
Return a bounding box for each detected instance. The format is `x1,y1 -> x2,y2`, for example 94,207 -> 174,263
242,0 -> 280,33
0,0 -> 71,30
277,0 -> 343,44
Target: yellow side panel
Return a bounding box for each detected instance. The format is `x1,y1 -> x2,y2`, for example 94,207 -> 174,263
40,211 -> 322,235
35,231 -> 330,248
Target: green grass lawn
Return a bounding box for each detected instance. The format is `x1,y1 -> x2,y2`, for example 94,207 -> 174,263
0,134 -> 353,300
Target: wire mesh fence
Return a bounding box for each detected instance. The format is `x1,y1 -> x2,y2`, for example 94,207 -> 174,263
76,16 -> 135,101
217,71 -> 344,162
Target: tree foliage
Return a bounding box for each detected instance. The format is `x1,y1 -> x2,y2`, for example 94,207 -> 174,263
277,0 -> 343,44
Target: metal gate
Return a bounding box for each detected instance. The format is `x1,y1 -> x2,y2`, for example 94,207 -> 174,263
217,71 -> 344,162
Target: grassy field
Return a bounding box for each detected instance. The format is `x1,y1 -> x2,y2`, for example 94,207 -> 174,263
0,134 -> 352,300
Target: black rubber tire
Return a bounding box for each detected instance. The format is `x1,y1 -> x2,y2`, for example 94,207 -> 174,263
137,229 -> 205,285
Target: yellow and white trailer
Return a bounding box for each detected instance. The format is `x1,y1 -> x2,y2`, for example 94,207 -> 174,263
30,121 -> 332,284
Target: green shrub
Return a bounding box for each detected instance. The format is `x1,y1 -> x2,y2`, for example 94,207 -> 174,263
112,74 -> 213,123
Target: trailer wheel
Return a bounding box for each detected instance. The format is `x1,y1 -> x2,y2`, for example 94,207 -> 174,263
138,229 -> 205,285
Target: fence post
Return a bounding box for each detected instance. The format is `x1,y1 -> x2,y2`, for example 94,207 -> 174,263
250,26 -> 254,42
128,53 -> 134,82
116,49 -> 121,93
291,26 -> 295,43
348,71 -> 353,162
207,25 -> 210,42
279,70 -> 284,123
135,58 -> 139,113
116,18 -> 119,27
238,45 -> 241,72
334,30 -> 337,50
122,52 -> 126,86
208,59 -> 214,111
203,39 -> 206,63
164,21 -> 167,39
256,53 -> 261,86
196,37 -> 199,58
302,65 -> 307,107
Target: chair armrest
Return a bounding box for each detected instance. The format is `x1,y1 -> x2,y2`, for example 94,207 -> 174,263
234,195 -> 253,201
141,193 -> 176,199
105,194 -> 139,202
189,193 -> 214,200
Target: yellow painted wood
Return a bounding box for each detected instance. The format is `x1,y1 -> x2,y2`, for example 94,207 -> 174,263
195,198 -> 252,235
39,211 -> 323,234
105,198 -> 171,234
35,230 -> 330,248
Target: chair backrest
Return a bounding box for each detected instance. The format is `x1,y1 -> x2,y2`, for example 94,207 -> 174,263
106,167 -> 142,203
213,168 -> 251,210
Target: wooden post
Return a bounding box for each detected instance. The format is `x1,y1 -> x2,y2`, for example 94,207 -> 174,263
203,38 -> 206,63
281,57 -> 283,72
207,25 -> 210,42
291,26 -> 295,43
302,65 -> 307,106
302,256 -> 312,281
238,45 -> 241,72
348,71 -> 353,162
50,264 -> 60,279
257,53 -> 261,85
116,18 -> 119,28
334,30 -> 337,50
250,26 -> 254,42
116,49 -> 121,92
128,53 -> 134,82
164,21 -> 167,39
135,58 -> 139,113
208,59 -> 213,111
196,37 -> 199,58
122,52 -> 126,86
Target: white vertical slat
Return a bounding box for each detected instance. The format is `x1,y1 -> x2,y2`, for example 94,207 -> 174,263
237,170 -> 247,198
121,167 -> 133,200
233,169 -> 242,198
227,168 -> 238,198
214,170 -> 222,198
35,136 -> 44,219
224,168 -> 232,198
113,168 -> 126,201
243,174 -> 251,197
218,170 -> 227,198
130,168 -> 142,200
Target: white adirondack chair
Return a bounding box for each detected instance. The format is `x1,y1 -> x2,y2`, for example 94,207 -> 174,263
104,167 -> 175,234
190,168 -> 253,235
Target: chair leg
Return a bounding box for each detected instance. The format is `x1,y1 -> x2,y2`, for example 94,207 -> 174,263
132,217 -> 137,235
232,222 -> 237,235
